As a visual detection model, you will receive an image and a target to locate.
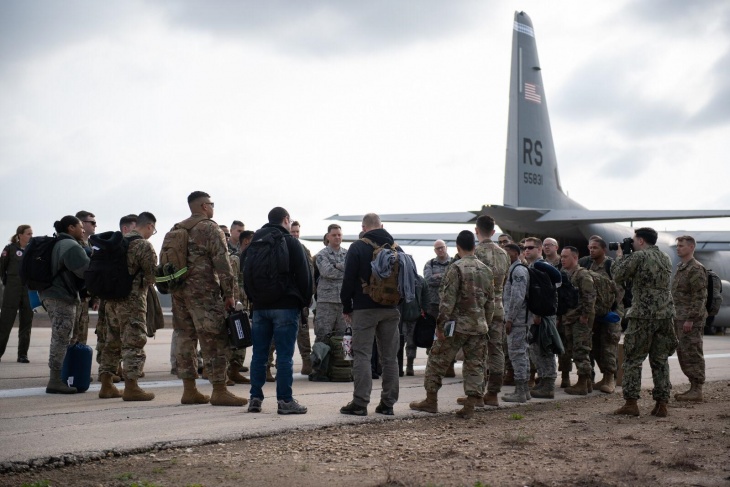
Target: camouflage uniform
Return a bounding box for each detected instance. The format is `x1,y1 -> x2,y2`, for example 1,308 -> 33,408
560,267 -> 596,376
72,239 -> 94,344
585,257 -> 624,377
99,231 -> 157,379
423,257 -> 450,318
613,245 -> 677,402
45,299 -> 78,370
228,253 -> 246,370
423,255 -> 494,397
504,260 -> 530,381
474,238 -> 510,379
671,257 -> 707,384
171,214 -> 236,384
314,245 -> 348,342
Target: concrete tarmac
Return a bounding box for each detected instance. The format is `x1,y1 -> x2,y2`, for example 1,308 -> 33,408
1,324 -> 729,466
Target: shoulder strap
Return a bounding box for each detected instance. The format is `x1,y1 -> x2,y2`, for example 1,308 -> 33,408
360,237 -> 378,250
176,216 -> 209,232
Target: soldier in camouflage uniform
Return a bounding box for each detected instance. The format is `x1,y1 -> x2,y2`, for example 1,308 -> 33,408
559,246 -> 596,396
501,243 -> 531,403
73,211 -> 99,344
410,231 -> 494,419
227,251 -> 251,385
671,235 -> 708,402
612,227 -> 677,417
314,224 -> 348,343
98,212 -> 158,401
172,191 -> 246,407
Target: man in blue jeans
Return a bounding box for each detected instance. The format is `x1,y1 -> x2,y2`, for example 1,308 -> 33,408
243,207 -> 312,414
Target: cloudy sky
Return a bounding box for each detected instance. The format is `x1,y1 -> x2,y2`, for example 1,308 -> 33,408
1,0 -> 728,268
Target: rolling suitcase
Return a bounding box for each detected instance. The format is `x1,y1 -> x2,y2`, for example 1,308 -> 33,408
61,342 -> 93,392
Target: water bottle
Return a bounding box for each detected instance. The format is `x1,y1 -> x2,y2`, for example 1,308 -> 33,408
342,325 -> 353,361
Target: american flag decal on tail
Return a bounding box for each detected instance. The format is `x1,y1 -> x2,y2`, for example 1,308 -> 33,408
524,82 -> 541,104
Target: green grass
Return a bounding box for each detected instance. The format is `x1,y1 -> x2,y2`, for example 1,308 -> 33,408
508,413 -> 524,420
21,481 -> 50,487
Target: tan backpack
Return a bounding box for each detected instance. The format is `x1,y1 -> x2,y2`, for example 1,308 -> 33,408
155,216 -> 209,294
360,237 -> 401,306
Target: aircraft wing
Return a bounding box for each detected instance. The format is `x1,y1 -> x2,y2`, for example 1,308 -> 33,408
535,209 -> 730,224
326,212 -> 479,224
302,233 -> 456,247
665,231 -> 730,252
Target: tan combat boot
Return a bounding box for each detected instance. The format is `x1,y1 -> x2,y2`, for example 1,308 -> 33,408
46,369 -> 77,394
228,366 -> 251,384
483,374 -> 502,407
651,400 -> 668,417
593,373 -> 606,390
455,396 -> 478,419
266,366 -> 276,382
613,399 -> 640,416
559,370 -> 570,388
445,362 -> 456,378
98,372 -> 122,399
599,374 -> 616,394
675,382 -> 703,402
122,378 -> 155,402
210,383 -> 247,406
565,374 -> 589,396
502,369 -> 515,386
409,391 -> 438,413
181,378 -> 210,405
456,395 -> 485,407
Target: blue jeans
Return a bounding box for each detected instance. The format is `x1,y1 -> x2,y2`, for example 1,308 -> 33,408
250,308 -> 299,402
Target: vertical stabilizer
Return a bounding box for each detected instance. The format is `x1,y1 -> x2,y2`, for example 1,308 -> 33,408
504,11 -> 582,210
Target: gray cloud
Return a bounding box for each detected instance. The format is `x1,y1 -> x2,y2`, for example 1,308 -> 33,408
690,49 -> 730,127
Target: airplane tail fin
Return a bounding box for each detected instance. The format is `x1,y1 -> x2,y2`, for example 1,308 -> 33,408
505,11 -> 582,211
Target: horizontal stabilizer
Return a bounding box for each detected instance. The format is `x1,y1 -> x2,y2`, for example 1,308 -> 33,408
327,212 -> 479,224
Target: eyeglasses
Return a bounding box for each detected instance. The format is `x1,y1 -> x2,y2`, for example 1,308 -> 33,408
224,233 -> 231,238
524,245 -> 538,250
498,241 -> 509,245
151,226 -> 157,236
203,202 -> 215,208
83,220 -> 97,226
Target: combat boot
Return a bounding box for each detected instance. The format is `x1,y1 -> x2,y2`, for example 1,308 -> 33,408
501,381 -> 528,403
409,391 -> 438,413
455,396 -> 478,419
98,372 -> 122,399
599,374 -> 616,394
531,378 -> 555,399
210,383 -> 247,406
406,357 -> 414,376
675,382 -> 703,402
266,366 -> 276,382
565,374 -> 589,396
559,370 -> 570,388
593,373 -> 606,390
181,378 -> 210,405
201,367 -> 208,380
502,369 -> 515,386
651,400 -> 668,417
613,399 -> 640,416
228,366 -> 251,384
456,395 -> 485,407
483,374 -> 502,407
528,371 -> 536,388
123,378 -> 154,401
445,362 -> 456,378
46,369 -> 77,394
301,357 -> 313,376
586,375 -> 593,393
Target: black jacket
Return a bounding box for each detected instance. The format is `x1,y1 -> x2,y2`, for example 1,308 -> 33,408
247,223 -> 312,310
340,228 -> 396,313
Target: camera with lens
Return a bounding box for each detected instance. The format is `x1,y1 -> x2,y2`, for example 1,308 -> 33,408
608,237 -> 634,255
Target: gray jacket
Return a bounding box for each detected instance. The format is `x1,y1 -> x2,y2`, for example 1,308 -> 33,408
315,246 -> 347,303
504,260 -> 529,324
39,234 -> 90,304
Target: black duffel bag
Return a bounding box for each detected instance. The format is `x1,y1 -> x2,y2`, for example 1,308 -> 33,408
413,313 -> 437,348
227,310 -> 253,349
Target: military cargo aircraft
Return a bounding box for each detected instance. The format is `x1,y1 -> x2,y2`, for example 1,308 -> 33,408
320,11 -> 730,330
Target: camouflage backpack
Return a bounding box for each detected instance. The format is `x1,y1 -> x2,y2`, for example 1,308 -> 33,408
360,237 -> 401,306
586,269 -> 618,317
155,216 -> 209,294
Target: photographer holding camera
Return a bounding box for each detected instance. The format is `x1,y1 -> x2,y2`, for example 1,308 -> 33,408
611,227 -> 677,417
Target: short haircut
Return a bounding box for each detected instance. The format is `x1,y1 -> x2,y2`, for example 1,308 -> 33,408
676,235 -> 696,246
75,210 -> 95,220
327,224 -> 341,233
504,243 -> 521,254
562,245 -> 579,256
291,221 -> 300,228
119,214 -> 137,230
231,220 -> 244,228
525,237 -> 542,247
136,212 -> 156,227
498,234 -> 513,241
239,230 -> 254,244
187,191 -> 210,204
634,227 -> 658,245
219,225 -> 229,231
268,207 -> 289,224
476,215 -> 495,233
54,215 -> 80,235
323,234 -> 329,245
456,230 -> 475,252
362,213 -> 381,229
543,238 -> 558,246
588,236 -> 607,249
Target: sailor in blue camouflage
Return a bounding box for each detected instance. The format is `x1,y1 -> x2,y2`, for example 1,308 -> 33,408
612,228 -> 677,403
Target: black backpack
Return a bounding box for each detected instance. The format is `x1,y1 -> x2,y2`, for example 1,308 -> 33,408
243,228 -> 290,306
510,264 -> 558,317
706,269 -> 723,317
84,231 -> 143,300
20,235 -> 73,291
556,269 -> 580,316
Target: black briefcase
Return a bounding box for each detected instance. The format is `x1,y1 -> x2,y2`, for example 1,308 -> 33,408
226,310 -> 253,349
413,314 -> 437,348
